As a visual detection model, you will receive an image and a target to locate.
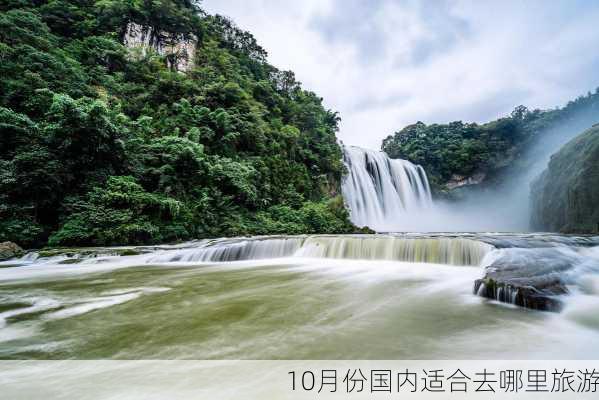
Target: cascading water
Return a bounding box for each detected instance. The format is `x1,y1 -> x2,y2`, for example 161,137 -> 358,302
294,235 -> 492,266
10,235 -> 493,268
2,233 -> 599,362
341,146 -> 432,231
146,237 -> 306,263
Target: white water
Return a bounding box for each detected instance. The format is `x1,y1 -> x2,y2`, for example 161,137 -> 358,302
294,235 -> 491,266
341,146 -> 432,231
1,236 -> 599,362
0,236 -> 494,284
129,235 -> 493,267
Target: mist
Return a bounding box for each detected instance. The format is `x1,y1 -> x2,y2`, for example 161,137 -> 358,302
425,103 -> 599,233
344,99 -> 599,233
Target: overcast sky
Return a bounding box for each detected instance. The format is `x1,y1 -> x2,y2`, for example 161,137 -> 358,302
203,0 -> 599,150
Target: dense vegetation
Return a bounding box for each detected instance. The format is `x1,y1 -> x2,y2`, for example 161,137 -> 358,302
530,125 -> 599,233
382,90 -> 599,191
0,0 -> 357,248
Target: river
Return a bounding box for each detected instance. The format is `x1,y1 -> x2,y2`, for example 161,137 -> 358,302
1,233 -> 599,360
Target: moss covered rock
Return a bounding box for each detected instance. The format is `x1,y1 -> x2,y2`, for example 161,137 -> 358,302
530,125 -> 599,233
0,241 -> 24,261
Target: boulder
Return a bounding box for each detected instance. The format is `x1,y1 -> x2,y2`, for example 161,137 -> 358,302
0,241 -> 24,261
473,247 -> 575,312
474,276 -> 567,312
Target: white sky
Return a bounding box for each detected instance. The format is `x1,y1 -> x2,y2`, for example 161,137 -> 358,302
203,0 -> 599,150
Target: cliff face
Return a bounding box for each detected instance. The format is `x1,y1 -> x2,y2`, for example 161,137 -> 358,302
530,125 -> 599,233
123,22 -> 197,72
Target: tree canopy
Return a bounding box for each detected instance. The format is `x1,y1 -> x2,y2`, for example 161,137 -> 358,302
0,1 -> 355,247
382,90 -> 599,192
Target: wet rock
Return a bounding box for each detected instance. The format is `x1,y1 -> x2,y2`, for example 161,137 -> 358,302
116,248 -> 143,256
57,259 -> 81,265
474,277 -> 567,312
474,248 -> 575,312
37,249 -> 75,258
37,247 -> 148,260
0,241 -> 24,261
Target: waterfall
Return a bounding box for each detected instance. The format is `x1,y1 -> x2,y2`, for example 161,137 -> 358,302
341,146 -> 432,231
146,237 -> 305,263
142,235 -> 493,266
294,236 -> 493,266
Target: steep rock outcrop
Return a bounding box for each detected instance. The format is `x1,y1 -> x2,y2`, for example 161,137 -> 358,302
530,125 -> 599,233
123,22 -> 197,72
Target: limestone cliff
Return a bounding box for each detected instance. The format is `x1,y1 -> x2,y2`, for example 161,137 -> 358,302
123,22 -> 197,72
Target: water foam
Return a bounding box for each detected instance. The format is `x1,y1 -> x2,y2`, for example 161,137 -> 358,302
341,146 -> 432,230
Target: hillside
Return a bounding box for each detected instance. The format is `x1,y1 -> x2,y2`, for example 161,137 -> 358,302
530,125 -> 599,233
382,91 -> 599,195
0,0 -> 356,248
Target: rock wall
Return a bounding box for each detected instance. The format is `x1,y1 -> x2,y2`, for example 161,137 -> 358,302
446,172 -> 486,190
530,125 -> 599,233
123,22 -> 197,72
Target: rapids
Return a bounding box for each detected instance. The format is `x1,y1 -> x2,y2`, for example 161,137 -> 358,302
1,233 -> 599,359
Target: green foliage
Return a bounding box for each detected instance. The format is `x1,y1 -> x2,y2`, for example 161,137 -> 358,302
382,90 -> 599,190
530,125 -> 599,233
219,196 -> 356,237
48,176 -> 190,246
0,1 -> 356,248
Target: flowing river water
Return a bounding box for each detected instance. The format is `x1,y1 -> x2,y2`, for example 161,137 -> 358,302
1,233 -> 599,360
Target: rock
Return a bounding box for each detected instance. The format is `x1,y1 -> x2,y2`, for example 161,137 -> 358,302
474,277 -> 567,312
530,125 -> 599,233
0,241 -> 24,261
123,22 -> 197,72
473,247 -> 575,312
446,172 -> 487,190
57,259 -> 81,265
117,248 -> 143,256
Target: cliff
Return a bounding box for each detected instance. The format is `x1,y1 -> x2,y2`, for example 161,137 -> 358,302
530,125 -> 599,233
123,22 -> 197,72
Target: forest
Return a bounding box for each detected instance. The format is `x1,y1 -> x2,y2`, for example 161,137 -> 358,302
382,90 -> 599,192
0,0 -> 357,248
